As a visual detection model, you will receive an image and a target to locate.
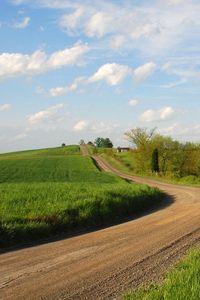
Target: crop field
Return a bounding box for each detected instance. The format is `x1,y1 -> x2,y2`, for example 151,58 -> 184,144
125,247 -> 200,300
0,145 -> 81,159
0,146 -> 163,247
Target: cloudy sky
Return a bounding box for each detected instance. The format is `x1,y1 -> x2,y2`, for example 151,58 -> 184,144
0,0 -> 200,152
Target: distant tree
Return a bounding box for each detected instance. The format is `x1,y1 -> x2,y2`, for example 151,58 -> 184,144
94,137 -> 102,148
123,126 -> 200,177
94,137 -> 113,148
79,139 -> 85,145
87,141 -> 95,147
151,148 -> 159,173
124,127 -> 156,149
104,138 -> 113,148
61,143 -> 66,147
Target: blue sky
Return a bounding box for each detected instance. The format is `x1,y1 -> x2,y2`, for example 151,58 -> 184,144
0,0 -> 200,152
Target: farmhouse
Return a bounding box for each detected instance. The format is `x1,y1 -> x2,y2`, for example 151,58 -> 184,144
117,147 -> 130,153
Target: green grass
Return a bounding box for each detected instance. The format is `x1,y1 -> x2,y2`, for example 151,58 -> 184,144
124,247 -> 200,300
102,152 -> 135,173
101,151 -> 200,187
0,145 -> 80,159
0,156 -> 117,183
0,182 -> 162,247
0,146 -> 163,247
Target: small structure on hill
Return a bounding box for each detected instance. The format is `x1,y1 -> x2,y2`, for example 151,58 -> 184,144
87,141 -> 95,147
117,147 -> 130,153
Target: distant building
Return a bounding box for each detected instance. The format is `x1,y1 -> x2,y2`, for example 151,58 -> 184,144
117,147 -> 130,153
87,141 -> 95,147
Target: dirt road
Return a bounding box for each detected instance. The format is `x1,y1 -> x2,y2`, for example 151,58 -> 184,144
0,156 -> 200,300
80,144 -> 90,156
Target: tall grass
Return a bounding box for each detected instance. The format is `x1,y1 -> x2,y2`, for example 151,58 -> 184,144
124,247 -> 200,300
0,146 -> 163,247
0,182 -> 162,247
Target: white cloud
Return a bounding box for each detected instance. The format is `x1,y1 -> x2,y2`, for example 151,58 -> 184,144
89,63 -> 131,85
161,61 -> 200,81
140,106 -> 175,122
0,43 -> 89,79
59,7 -> 85,35
87,62 -> 156,86
85,12 -> 114,38
11,0 -> 77,9
133,62 -> 157,83
0,103 -> 12,111
161,62 -> 172,73
11,1 -> 200,61
49,77 -> 85,97
131,24 -> 160,39
46,61 -> 157,97
91,121 -> 118,134
47,44 -> 88,68
14,16 -> 30,29
109,35 -> 126,50
51,0 -> 200,58
167,0 -> 186,5
161,78 -> 187,88
14,132 -> 28,140
48,61 -> 157,93
128,99 -> 139,106
159,123 -> 200,140
27,103 -> 64,125
73,120 -> 88,131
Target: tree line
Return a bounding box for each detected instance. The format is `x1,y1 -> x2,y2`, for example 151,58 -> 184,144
124,127 -> 200,178
67,127 -> 199,179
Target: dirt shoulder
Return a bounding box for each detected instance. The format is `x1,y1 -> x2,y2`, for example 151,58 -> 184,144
0,156 -> 200,300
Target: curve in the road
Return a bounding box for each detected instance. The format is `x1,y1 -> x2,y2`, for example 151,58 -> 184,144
0,155 -> 200,300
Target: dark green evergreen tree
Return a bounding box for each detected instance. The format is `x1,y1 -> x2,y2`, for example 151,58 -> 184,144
151,148 -> 159,173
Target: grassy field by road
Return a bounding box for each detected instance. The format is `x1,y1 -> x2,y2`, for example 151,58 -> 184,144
0,146 -> 163,247
97,150 -> 200,187
125,247 -> 200,300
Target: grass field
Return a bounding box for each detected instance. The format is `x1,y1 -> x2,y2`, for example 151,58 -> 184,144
99,150 -> 200,187
0,145 -> 80,158
0,146 -> 163,247
124,247 -> 200,300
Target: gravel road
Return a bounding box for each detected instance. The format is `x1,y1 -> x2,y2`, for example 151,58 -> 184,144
0,155 -> 199,300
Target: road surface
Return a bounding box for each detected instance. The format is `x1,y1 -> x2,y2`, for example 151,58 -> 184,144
0,155 -> 200,299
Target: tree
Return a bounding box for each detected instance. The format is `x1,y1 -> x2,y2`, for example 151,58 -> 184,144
61,143 -> 66,147
124,127 -> 200,177
94,137 -> 113,148
150,134 -> 174,175
79,139 -> 85,145
151,148 -> 159,173
124,128 -> 156,174
87,141 -> 95,147
94,137 -> 102,148
124,127 -> 156,149
104,138 -> 113,148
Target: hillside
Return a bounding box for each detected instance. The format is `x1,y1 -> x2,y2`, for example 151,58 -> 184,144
0,154 -> 199,300
0,145 -> 162,247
